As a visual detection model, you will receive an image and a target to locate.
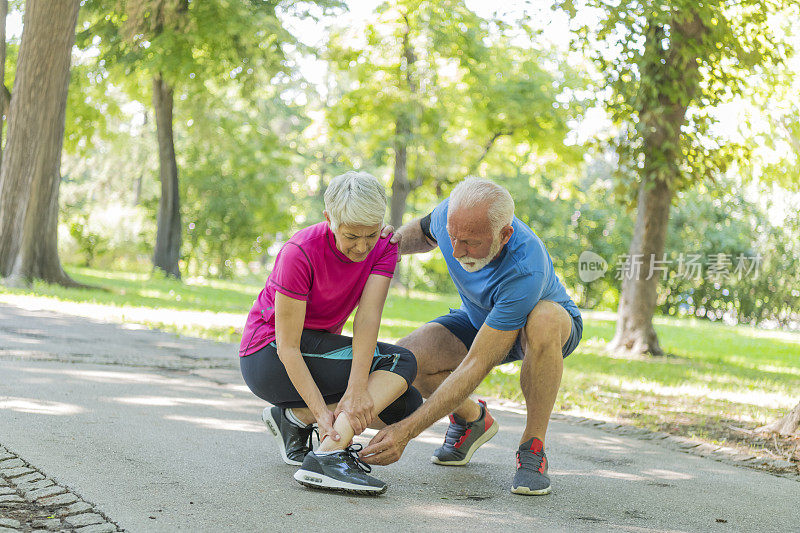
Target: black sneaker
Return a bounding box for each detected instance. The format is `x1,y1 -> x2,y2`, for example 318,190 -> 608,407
294,444 -> 387,495
431,399 -> 498,466
262,406 -> 315,466
511,437 -> 551,495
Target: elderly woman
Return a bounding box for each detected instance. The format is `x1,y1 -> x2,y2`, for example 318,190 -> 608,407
239,171 -> 421,495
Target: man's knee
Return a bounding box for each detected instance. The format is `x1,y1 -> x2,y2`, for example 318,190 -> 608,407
522,301 -> 571,357
398,322 -> 467,374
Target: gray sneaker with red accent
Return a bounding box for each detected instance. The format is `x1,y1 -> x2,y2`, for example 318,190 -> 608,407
430,399 -> 499,466
511,437 -> 551,495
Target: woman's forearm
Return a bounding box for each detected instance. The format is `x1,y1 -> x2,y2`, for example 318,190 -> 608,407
277,347 -> 328,416
350,312 -> 380,388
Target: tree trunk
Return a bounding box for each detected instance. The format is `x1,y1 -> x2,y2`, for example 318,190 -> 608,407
391,117 -> 410,229
152,74 -> 181,279
0,0 -> 81,287
133,110 -> 147,206
389,14 -> 417,230
609,178 -> 672,354
757,401 -> 800,437
0,0 -> 8,167
608,15 -> 705,355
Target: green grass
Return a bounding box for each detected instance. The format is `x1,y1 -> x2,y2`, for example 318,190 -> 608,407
0,266 -> 262,313
3,265 -> 799,451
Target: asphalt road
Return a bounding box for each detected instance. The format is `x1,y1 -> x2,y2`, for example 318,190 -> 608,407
1,303 -> 799,532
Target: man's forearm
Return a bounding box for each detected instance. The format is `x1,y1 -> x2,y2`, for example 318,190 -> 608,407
402,356 -> 493,437
400,326 -> 517,438
396,218 -> 436,255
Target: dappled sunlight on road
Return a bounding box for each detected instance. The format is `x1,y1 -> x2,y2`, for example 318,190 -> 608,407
640,468 -> 693,480
17,366 -> 246,397
114,395 -> 246,408
559,431 -> 630,453
20,367 -> 185,386
164,415 -> 263,433
0,397 -> 83,415
556,469 -> 650,482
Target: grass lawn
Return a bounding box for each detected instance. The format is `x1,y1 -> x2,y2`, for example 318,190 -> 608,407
3,265 -> 799,458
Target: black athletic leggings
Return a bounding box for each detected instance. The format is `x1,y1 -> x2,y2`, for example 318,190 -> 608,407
240,329 -> 421,425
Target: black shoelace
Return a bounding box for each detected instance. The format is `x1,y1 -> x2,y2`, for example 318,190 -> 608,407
342,443 -> 372,474
304,425 -> 319,453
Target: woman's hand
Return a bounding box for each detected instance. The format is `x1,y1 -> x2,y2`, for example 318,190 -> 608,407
314,408 -> 340,444
335,387 -> 374,435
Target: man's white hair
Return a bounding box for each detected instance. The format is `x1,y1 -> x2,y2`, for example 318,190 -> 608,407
324,171 -> 387,231
448,176 -> 514,233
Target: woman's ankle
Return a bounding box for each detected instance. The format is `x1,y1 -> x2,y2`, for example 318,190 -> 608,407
287,407 -> 315,426
317,436 -> 350,453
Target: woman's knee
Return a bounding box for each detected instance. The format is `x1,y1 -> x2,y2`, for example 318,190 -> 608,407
398,346 -> 418,383
377,386 -> 423,425
376,342 -> 418,385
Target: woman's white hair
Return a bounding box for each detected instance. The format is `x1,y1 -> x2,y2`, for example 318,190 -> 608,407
448,176 -> 514,233
324,171 -> 387,231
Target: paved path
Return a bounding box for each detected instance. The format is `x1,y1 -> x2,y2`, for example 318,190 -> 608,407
1,303 -> 799,532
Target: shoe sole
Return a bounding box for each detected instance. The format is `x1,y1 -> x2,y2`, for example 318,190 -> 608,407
262,407 -> 303,466
430,418 -> 499,466
293,469 -> 387,495
511,485 -> 551,496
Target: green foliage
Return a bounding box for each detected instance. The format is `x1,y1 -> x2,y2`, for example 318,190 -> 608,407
67,214 -> 109,267
325,0 -> 585,220
557,0 -> 795,200
69,0 -> 345,277
177,81 -> 308,278
76,0 -> 307,93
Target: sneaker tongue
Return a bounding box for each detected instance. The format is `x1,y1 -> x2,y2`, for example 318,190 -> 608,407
520,437 -> 544,455
451,413 -> 468,425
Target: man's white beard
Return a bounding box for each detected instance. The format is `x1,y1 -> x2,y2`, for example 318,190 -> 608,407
457,234 -> 503,273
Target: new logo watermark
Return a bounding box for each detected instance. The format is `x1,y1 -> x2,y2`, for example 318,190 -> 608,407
578,251 -> 608,282
577,251 -> 762,282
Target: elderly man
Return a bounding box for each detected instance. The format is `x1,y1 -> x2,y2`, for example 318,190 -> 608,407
362,177 -> 582,495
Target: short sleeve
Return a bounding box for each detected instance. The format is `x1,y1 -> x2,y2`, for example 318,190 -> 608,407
270,242 -> 313,301
485,273 -> 545,331
370,240 -> 399,278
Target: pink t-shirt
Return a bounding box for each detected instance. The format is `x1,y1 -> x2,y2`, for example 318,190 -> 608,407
239,222 -> 398,356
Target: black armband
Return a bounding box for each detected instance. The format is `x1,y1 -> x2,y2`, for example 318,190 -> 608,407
420,212 -> 437,243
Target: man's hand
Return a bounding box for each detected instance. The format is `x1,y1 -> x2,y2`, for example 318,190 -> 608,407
380,224 -> 402,246
334,387 -> 374,435
359,422 -> 412,465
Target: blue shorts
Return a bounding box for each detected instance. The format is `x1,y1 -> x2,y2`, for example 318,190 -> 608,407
430,305 -> 583,365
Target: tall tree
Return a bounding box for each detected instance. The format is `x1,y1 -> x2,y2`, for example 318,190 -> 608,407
124,0 -> 188,279
390,11 -> 416,230
559,0 -> 792,354
0,0 -> 8,167
326,0 -> 581,227
0,0 -> 81,286
79,0 -> 328,278
152,72 -> 181,277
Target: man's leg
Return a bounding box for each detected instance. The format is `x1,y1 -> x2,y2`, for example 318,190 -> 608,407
518,300 -> 573,446
398,322 -> 482,422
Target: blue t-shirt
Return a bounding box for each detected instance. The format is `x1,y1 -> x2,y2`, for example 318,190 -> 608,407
428,198 -> 580,331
